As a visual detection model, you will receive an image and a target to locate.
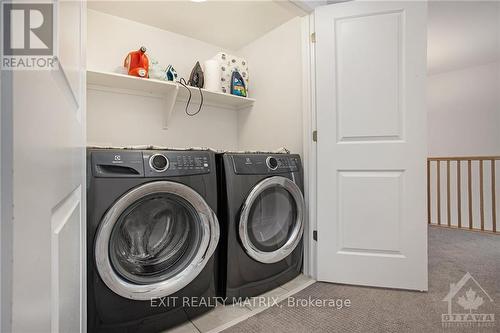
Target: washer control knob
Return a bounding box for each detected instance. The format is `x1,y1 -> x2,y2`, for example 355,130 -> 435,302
150,154 -> 169,172
266,156 -> 278,170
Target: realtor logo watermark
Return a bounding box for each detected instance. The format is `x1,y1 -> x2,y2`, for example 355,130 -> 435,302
151,296 -> 352,310
442,272 -> 495,328
1,2 -> 55,69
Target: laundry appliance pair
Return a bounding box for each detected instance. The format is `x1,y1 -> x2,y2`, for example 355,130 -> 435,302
87,148 -> 305,332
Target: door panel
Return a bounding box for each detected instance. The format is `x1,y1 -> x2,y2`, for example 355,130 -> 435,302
58,0 -> 83,106
51,187 -> 82,333
338,171 -> 402,254
10,1 -> 86,332
336,10 -> 403,142
315,1 -> 427,290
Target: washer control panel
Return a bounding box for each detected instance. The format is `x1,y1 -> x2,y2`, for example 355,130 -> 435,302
91,149 -> 212,178
232,154 -> 301,175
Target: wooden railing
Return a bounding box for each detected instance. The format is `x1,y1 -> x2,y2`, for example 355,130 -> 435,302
427,156 -> 499,233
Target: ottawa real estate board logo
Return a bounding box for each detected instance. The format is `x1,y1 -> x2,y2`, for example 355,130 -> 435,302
442,272 -> 495,328
1,2 -> 55,69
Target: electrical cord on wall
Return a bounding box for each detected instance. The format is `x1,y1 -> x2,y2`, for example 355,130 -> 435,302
178,78 -> 203,116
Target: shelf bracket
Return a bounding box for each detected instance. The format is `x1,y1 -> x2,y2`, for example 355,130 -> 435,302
163,85 -> 179,129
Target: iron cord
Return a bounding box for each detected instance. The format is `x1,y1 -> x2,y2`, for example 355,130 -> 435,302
178,77 -> 203,116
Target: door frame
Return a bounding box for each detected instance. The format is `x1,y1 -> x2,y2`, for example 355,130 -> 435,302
0,64 -> 14,333
79,2 -> 87,331
300,13 -> 318,279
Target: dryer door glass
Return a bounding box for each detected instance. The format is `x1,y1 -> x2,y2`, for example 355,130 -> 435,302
247,186 -> 297,252
94,181 -> 219,300
239,176 -> 305,264
109,193 -> 202,284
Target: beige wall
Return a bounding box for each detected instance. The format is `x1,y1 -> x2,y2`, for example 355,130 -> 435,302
427,61 -> 500,156
237,17 -> 304,156
87,10 -> 304,154
87,10 -> 239,150
427,1 -> 500,157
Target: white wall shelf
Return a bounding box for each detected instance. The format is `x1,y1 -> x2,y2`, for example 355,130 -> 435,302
87,69 -> 255,128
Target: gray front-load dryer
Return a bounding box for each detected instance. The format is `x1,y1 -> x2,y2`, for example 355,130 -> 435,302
216,153 -> 305,301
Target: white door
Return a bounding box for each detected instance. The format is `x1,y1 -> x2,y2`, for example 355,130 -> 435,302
8,1 -> 86,332
315,1 -> 428,290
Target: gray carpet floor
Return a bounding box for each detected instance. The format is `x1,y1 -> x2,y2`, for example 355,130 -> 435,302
223,227 -> 499,332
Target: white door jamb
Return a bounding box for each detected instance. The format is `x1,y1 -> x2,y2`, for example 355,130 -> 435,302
300,13 -> 318,279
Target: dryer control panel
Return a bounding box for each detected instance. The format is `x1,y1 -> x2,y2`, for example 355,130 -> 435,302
231,154 -> 301,175
143,151 -> 211,177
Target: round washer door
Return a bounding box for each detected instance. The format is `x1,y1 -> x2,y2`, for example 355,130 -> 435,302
239,176 -> 304,264
94,181 -> 219,300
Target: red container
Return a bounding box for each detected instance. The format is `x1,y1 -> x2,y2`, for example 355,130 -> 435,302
124,46 -> 149,78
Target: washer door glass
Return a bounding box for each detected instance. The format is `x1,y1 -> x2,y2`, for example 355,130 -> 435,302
247,186 -> 297,252
95,181 -> 219,300
109,193 -> 202,285
239,176 -> 304,264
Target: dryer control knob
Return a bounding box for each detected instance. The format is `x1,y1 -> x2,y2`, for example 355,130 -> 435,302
266,156 -> 278,170
150,154 -> 169,172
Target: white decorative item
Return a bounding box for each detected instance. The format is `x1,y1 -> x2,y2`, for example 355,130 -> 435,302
202,59 -> 221,92
149,58 -> 167,81
213,52 -> 249,95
